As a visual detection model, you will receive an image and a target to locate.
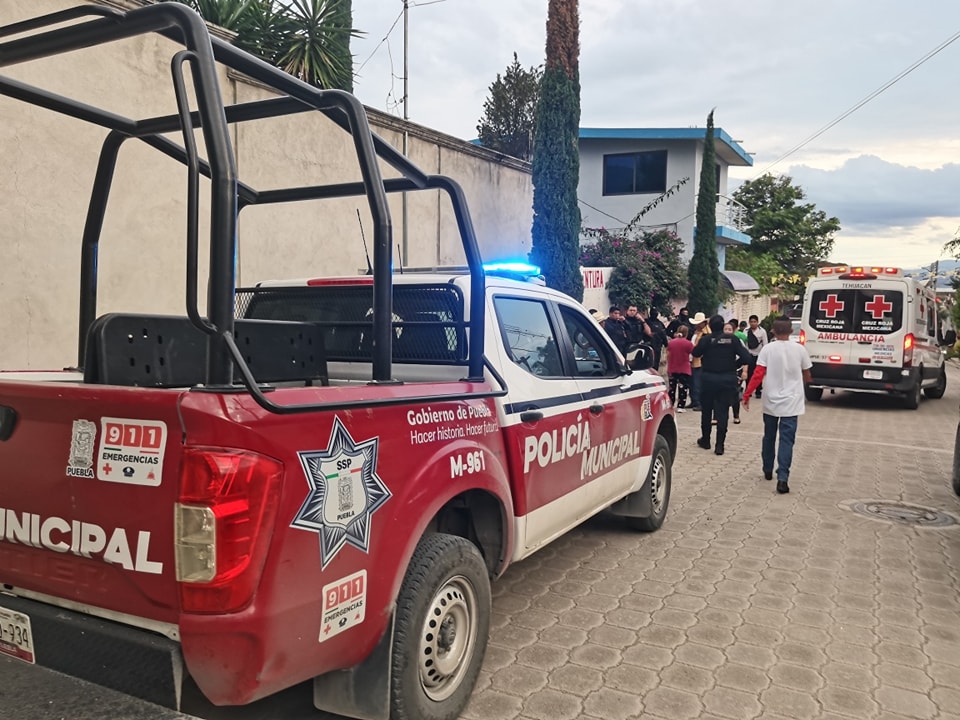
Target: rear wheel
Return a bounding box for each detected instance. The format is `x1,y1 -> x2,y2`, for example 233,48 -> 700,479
953,420 -> 960,496
924,365 -> 947,399
391,533 -> 490,720
626,435 -> 671,532
904,378 -> 922,410
804,386 -> 823,402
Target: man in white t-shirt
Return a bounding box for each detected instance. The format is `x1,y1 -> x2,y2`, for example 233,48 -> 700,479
742,316 -> 812,494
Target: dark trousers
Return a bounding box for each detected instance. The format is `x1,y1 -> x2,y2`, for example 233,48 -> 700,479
700,372 -> 738,443
747,356 -> 762,397
691,367 -> 702,407
763,414 -> 799,482
669,373 -> 690,407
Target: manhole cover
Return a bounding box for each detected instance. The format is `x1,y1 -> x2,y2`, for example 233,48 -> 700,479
839,500 -> 958,528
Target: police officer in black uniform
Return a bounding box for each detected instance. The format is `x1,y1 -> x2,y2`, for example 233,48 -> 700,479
691,314 -> 751,455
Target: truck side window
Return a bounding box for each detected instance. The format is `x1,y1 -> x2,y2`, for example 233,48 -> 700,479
559,306 -> 615,377
494,297 -> 562,377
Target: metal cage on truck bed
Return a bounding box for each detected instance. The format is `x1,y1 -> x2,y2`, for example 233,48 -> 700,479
0,2 -> 497,411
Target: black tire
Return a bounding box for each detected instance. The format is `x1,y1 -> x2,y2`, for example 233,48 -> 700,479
924,366 -> 947,399
805,386 -> 823,402
626,435 -> 672,532
904,379 -> 922,410
953,421 -> 960,497
390,533 -> 491,720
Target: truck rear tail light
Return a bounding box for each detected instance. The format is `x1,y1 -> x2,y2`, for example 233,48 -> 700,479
828,355 -> 842,362
903,333 -> 915,367
799,329 -> 806,345
176,448 -> 283,613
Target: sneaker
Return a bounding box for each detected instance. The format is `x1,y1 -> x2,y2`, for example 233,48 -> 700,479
696,437 -> 711,450
763,470 -> 773,481
676,407 -> 686,413
776,480 -> 789,494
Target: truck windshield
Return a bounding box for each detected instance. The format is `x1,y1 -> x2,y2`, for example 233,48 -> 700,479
808,289 -> 903,334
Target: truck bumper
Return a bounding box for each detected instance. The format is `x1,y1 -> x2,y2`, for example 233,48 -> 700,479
0,594 -> 184,709
809,363 -> 920,394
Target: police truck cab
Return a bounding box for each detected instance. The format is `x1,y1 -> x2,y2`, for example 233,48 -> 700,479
800,265 -> 946,409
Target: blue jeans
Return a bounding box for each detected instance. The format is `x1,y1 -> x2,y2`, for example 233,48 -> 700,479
762,414 -> 798,482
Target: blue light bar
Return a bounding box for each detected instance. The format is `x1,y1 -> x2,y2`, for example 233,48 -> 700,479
483,261 -> 542,277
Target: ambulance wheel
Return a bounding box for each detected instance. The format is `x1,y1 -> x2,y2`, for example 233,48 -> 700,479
627,435 -> 671,533
924,366 -> 947,399
805,386 -> 823,402
904,379 -> 922,410
391,533 -> 490,720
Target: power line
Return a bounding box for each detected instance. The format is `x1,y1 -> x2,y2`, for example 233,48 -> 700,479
752,27 -> 960,179
356,8 -> 404,74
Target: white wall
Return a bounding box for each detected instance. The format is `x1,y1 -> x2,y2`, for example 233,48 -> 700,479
0,0 -> 533,369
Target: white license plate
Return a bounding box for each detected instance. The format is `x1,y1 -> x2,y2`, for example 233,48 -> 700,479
0,605 -> 35,664
863,369 -> 883,380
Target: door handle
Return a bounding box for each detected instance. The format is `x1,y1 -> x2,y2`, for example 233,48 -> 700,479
519,410 -> 544,423
589,403 -> 604,415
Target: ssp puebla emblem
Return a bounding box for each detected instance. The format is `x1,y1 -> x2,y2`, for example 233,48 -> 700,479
291,417 -> 391,569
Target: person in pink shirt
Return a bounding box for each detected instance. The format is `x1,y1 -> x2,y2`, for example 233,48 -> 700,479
666,325 -> 694,411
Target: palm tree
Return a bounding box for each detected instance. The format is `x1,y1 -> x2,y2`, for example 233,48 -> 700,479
167,0 -> 358,91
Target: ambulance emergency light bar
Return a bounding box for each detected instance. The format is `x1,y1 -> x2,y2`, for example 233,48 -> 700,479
817,266 -> 902,279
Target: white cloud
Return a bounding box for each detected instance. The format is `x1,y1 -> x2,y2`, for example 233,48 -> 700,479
351,0 -> 960,267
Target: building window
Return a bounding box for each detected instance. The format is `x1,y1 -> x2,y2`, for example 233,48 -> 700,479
602,150 -> 667,195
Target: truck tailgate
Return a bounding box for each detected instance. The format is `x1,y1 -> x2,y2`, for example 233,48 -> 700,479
0,381 -> 184,624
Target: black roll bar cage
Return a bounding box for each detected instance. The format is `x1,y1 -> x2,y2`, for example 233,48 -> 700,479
0,3 -> 501,412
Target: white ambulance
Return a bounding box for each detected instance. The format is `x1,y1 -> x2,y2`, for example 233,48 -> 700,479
800,265 -> 947,409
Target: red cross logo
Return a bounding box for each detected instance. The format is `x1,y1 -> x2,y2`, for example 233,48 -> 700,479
864,294 -> 893,320
101,463 -> 113,476
818,294 -> 844,318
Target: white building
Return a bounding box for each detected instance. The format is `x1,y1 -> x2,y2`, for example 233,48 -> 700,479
577,127 -> 757,292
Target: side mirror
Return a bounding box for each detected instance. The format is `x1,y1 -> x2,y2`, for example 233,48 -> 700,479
626,342 -> 654,371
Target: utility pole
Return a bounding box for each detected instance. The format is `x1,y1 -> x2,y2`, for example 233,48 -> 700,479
401,0 -> 409,266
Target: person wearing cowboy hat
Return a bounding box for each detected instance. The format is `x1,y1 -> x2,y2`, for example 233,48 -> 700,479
688,312 -> 709,410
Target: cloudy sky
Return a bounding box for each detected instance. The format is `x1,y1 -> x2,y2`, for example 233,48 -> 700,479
350,0 -> 960,268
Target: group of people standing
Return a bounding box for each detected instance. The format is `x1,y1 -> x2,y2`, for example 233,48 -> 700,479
659,309 -> 811,494
593,304 -> 812,493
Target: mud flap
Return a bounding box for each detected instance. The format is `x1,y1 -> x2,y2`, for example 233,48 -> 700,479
608,477 -> 652,517
312,613 -> 393,720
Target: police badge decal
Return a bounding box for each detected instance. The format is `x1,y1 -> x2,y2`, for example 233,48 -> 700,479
292,417 -> 391,569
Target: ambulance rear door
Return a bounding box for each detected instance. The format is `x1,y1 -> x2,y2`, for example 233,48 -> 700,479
804,279 -> 907,379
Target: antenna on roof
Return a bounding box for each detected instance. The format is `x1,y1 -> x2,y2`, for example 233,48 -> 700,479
396,244 -> 404,274
356,209 -> 373,275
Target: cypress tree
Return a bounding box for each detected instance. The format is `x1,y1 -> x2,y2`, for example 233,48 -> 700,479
530,0 -> 583,301
687,110 -> 720,313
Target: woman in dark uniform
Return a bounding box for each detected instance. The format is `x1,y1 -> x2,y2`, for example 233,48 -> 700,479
691,314 -> 751,455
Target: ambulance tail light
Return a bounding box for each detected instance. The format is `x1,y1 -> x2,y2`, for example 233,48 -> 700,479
799,329 -> 806,345
903,333 -> 915,367
828,355 -> 842,363
176,448 -> 283,613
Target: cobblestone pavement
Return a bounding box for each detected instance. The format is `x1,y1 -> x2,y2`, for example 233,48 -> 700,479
462,364 -> 960,720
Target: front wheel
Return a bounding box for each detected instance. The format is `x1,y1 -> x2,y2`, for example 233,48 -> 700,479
924,365 -> 947,399
391,533 -> 491,720
626,435 -> 672,532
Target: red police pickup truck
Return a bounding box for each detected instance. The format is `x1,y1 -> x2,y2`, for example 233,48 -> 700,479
0,5 -> 676,719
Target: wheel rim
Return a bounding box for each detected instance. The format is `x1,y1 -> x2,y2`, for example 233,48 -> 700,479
418,575 -> 478,702
649,451 -> 668,515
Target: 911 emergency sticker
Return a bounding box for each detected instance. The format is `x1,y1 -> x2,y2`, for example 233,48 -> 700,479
319,569 -> 367,641
96,418 -> 166,486
292,417 -> 391,569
